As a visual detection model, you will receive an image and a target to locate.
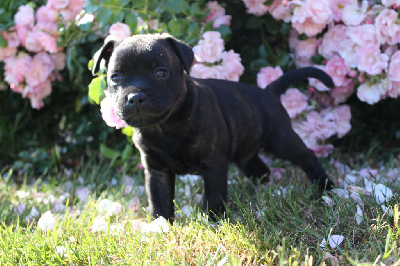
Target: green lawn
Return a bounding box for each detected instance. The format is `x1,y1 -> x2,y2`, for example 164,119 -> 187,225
0,155 -> 399,265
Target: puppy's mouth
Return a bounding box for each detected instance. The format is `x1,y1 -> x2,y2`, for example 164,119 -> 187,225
115,107 -> 170,128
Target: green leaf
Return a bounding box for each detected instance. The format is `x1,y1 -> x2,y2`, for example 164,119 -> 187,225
168,19 -> 189,37
96,8 -> 112,28
0,34 -> 7,48
125,13 -> 137,30
84,0 -> 99,14
88,59 -> 94,71
100,143 -> 120,159
216,25 -> 232,42
111,10 -> 124,24
121,126 -> 134,137
121,144 -> 133,161
161,0 -> 184,14
246,17 -> 262,29
88,76 -> 106,104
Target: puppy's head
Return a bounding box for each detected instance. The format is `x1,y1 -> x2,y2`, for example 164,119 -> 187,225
92,34 -> 194,128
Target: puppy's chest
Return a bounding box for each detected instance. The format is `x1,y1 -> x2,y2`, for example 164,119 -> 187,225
135,131 -> 205,175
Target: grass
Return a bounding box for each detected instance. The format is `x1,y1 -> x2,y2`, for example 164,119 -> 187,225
0,155 -> 399,265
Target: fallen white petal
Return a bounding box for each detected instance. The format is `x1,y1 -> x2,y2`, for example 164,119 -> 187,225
322,196 -> 334,207
344,174 -> 358,185
355,205 -> 363,225
374,184 -> 393,204
328,235 -> 344,249
91,217 -> 108,233
381,205 -> 393,217
141,217 -> 170,233
347,186 -> 368,195
55,246 -> 68,257
37,211 -> 56,231
350,192 -> 364,207
364,178 -> 376,193
332,188 -> 349,199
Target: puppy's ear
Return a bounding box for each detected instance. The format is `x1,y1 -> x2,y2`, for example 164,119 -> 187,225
166,37 -> 194,74
92,39 -> 120,75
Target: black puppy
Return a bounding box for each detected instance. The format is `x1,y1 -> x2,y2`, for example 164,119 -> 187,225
92,34 -> 335,221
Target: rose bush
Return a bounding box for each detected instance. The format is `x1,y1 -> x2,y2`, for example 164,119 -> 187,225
1,0 -> 400,173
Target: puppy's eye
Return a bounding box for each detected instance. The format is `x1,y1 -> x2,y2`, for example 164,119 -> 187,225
155,68 -> 168,78
110,74 -> 122,83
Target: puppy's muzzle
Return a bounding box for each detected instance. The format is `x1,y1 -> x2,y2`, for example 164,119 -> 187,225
127,92 -> 146,106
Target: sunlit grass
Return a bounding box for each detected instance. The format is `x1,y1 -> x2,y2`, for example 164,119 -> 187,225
0,156 -> 399,265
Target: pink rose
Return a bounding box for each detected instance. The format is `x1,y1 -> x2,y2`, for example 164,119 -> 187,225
24,79 -> 52,109
347,24 -> 377,47
0,47 -> 17,61
311,144 -> 334,158
205,1 -> 225,22
280,88 -> 309,118
221,50 -> 244,82
25,53 -> 55,87
213,15 -> 231,28
330,0 -> 351,22
14,5 -> 35,27
388,81 -> 400,98
38,31 -> 58,53
36,6 -> 58,24
381,0 -> 400,7
375,9 -> 400,45
51,53 -> 66,70
292,17 -> 327,37
341,0 -> 368,26
100,91 -> 128,129
47,0 -> 70,10
303,0 -> 332,25
357,81 -> 388,105
357,46 -> 389,75
331,81 -> 355,104
35,21 -> 58,35
2,31 -> 20,48
242,0 -> 270,16
325,56 -> 350,87
59,9 -> 75,22
318,25 -> 347,59
338,38 -> 359,68
192,31 -> 224,63
190,64 -> 225,80
4,53 -> 32,86
291,1 -> 329,37
109,23 -> 131,42
269,1 -> 292,23
256,66 -> 283,89
389,51 -> 400,82
289,30 -> 319,59
16,25 -> 28,46
25,29 -> 43,53
331,105 -> 351,138
305,111 -> 336,140
67,0 -> 85,14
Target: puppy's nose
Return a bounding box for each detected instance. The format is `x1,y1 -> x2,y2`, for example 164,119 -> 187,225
127,92 -> 146,106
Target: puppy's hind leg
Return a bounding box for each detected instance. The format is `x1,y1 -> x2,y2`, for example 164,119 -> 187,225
236,154 -> 271,183
266,125 -> 335,191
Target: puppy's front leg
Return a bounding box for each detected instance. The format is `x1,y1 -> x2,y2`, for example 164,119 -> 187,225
202,158 -> 229,220
144,168 -> 175,222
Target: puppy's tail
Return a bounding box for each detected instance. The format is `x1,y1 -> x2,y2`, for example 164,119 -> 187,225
267,67 -> 334,96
